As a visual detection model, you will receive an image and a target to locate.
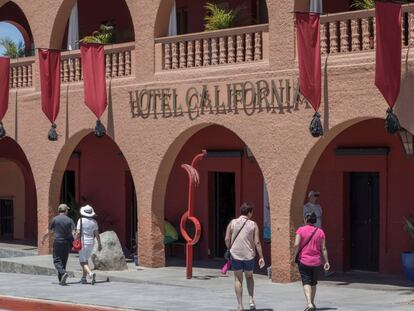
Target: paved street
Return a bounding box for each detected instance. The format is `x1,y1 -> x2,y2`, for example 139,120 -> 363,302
0,272 -> 413,310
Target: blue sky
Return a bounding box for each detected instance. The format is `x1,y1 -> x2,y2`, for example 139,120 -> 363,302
0,22 -> 24,55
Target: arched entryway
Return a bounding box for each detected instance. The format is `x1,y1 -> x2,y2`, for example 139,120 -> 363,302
50,0 -> 135,49
295,118 -> 414,276
0,137 -> 37,243
155,0 -> 268,37
50,131 -> 138,256
162,124 -> 271,268
0,1 -> 34,56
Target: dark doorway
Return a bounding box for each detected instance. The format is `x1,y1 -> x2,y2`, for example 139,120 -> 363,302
0,199 -> 14,237
60,170 -> 76,206
213,172 -> 236,258
349,172 -> 380,272
125,171 -> 138,255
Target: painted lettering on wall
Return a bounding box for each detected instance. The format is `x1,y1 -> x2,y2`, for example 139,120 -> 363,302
129,79 -> 311,120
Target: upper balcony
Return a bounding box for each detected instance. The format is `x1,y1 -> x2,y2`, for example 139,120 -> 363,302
319,3 -> 414,56
154,0 -> 269,72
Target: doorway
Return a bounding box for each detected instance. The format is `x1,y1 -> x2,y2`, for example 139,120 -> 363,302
0,199 -> 14,237
349,172 -> 380,272
213,172 -> 236,258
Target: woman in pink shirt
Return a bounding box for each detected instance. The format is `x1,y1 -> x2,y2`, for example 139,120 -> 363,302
294,212 -> 330,311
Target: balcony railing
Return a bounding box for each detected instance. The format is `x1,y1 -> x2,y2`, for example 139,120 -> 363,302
60,42 -> 135,83
9,57 -> 35,89
155,24 -> 269,71
320,4 -> 414,55
8,42 -> 135,89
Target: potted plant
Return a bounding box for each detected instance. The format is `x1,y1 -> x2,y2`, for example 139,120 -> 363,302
80,23 -> 115,44
204,2 -> 237,31
401,216 -> 414,282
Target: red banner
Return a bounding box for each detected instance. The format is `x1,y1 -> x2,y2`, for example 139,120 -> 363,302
375,2 -> 402,109
0,57 -> 10,121
38,49 -> 61,124
296,13 -> 321,112
81,44 -> 107,119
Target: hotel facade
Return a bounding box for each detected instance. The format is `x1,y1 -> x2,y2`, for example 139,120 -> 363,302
0,0 -> 413,282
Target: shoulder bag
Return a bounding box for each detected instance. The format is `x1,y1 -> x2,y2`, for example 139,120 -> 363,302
295,227 -> 318,264
224,218 -> 248,261
72,217 -> 83,252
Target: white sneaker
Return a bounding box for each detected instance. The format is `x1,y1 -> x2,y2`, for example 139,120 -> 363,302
89,272 -> 96,285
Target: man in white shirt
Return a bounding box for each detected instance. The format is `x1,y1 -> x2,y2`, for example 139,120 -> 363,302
303,190 -> 322,228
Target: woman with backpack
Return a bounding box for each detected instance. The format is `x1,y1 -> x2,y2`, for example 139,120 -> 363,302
294,212 -> 330,311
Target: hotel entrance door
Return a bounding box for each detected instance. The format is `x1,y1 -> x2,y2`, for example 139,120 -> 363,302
350,172 -> 380,272
0,199 -> 13,237
213,172 -> 235,258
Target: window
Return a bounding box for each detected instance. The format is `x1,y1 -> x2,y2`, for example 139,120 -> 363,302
176,7 -> 188,35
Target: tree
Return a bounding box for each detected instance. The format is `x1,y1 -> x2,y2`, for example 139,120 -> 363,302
0,38 -> 25,58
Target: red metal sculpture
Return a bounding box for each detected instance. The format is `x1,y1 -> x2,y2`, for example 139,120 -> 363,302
180,150 -> 206,279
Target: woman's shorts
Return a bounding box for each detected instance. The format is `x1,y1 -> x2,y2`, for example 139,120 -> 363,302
231,259 -> 255,271
79,243 -> 94,263
298,262 -> 319,286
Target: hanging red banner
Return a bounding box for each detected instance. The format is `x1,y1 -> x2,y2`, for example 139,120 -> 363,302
375,2 -> 402,109
80,43 -> 107,119
296,12 -> 321,112
38,49 -> 61,125
0,57 -> 10,138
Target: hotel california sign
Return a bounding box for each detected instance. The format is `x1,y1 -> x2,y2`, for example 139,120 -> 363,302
129,78 -> 311,120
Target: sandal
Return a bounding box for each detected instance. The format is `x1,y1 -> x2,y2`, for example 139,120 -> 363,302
249,302 -> 256,310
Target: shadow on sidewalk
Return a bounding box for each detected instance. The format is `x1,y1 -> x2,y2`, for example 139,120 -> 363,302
319,270 -> 414,289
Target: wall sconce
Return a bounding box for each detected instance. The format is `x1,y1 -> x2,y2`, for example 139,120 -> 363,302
399,128 -> 414,156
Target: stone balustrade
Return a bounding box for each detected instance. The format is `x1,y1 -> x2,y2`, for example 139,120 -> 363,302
9,57 -> 35,89
320,4 -> 414,54
60,42 -> 134,83
155,24 -> 269,71
8,42 -> 135,89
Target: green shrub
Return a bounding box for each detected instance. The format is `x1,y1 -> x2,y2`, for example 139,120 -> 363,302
80,24 -> 115,44
0,38 -> 24,58
204,3 -> 236,31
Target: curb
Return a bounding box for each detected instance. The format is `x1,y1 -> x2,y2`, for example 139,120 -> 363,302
0,295 -> 138,311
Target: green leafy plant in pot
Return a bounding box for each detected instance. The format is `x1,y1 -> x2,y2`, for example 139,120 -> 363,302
204,2 -> 237,31
401,216 -> 414,282
80,24 -> 115,44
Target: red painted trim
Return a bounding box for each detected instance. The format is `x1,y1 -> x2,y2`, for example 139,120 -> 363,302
0,296 -> 123,311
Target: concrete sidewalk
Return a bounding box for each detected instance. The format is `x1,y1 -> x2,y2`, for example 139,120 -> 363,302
0,272 -> 413,310
0,249 -> 413,310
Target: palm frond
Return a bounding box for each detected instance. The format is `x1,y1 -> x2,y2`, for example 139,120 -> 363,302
204,3 -> 236,31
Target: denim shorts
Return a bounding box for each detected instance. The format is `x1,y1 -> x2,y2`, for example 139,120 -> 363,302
231,258 -> 255,271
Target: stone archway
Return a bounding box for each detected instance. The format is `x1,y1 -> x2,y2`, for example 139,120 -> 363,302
0,137 -> 37,243
0,1 -> 35,56
291,117 -> 412,276
154,0 -> 269,37
48,130 -> 138,254
49,0 -> 136,49
143,123 -> 271,269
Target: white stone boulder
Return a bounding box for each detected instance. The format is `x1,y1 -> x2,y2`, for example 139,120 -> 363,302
91,230 -> 128,271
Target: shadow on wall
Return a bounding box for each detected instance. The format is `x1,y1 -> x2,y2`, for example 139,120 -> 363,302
395,52 -> 414,134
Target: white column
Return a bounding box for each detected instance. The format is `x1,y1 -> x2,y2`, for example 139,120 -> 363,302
310,0 -> 323,14
67,1 -> 79,50
168,0 -> 177,36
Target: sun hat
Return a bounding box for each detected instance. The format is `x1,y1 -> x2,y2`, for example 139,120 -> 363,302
308,190 -> 320,198
80,205 -> 96,217
58,204 -> 69,213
